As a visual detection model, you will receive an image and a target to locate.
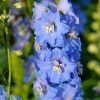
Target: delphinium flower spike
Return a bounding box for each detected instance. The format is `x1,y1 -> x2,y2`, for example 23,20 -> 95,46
32,0 -> 84,100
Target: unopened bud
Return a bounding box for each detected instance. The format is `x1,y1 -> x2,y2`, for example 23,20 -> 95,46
13,2 -> 22,9
0,14 -> 10,22
12,50 -> 23,56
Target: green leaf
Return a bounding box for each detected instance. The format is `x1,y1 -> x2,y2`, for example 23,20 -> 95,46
11,52 -> 24,84
0,47 -> 7,68
11,52 -> 34,100
24,42 -> 31,58
82,79 -> 99,87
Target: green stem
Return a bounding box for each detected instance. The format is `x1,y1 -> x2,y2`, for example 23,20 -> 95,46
98,0 -> 100,60
3,0 -> 11,100
5,27 -> 11,100
27,0 -> 33,17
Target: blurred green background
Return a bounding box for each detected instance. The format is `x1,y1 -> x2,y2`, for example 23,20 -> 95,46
0,0 -> 100,100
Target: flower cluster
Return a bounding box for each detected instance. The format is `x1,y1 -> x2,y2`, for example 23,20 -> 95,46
41,0 -> 87,34
32,0 -> 83,100
0,85 -> 21,100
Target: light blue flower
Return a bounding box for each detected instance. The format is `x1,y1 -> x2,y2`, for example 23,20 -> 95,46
33,72 -> 57,100
34,48 -> 77,83
52,73 -> 84,100
34,11 -> 70,47
34,40 -> 52,61
33,0 -> 84,99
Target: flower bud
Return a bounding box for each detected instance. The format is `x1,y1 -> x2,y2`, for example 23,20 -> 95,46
0,14 -> 10,22
12,50 -> 23,56
13,2 -> 22,9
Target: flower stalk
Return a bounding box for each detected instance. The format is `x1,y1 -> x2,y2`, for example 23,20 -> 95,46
3,0 -> 11,100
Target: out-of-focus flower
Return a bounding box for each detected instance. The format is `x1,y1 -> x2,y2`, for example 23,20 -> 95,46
12,39 -> 27,51
0,85 -> 22,100
0,85 -> 7,100
11,17 -> 31,52
13,17 -> 30,40
93,86 -> 100,94
10,95 -> 22,100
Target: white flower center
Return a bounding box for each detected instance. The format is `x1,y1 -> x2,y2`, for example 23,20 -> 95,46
35,42 -> 42,51
18,24 -> 27,36
67,97 -> 72,100
42,22 -> 55,33
34,83 -> 44,96
69,31 -> 78,39
34,83 -> 47,97
52,60 -> 64,73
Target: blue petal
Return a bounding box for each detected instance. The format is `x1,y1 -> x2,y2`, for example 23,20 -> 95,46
37,61 -> 53,71
60,71 -> 70,82
50,71 -> 61,83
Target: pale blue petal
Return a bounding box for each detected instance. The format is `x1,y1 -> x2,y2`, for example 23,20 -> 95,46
50,71 -> 61,83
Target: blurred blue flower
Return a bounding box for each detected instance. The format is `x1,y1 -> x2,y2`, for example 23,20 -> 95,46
0,85 -> 7,100
13,17 -> 30,41
34,11 -> 70,47
10,95 -> 22,100
12,38 -> 28,51
0,85 -> 22,100
11,16 -> 31,51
